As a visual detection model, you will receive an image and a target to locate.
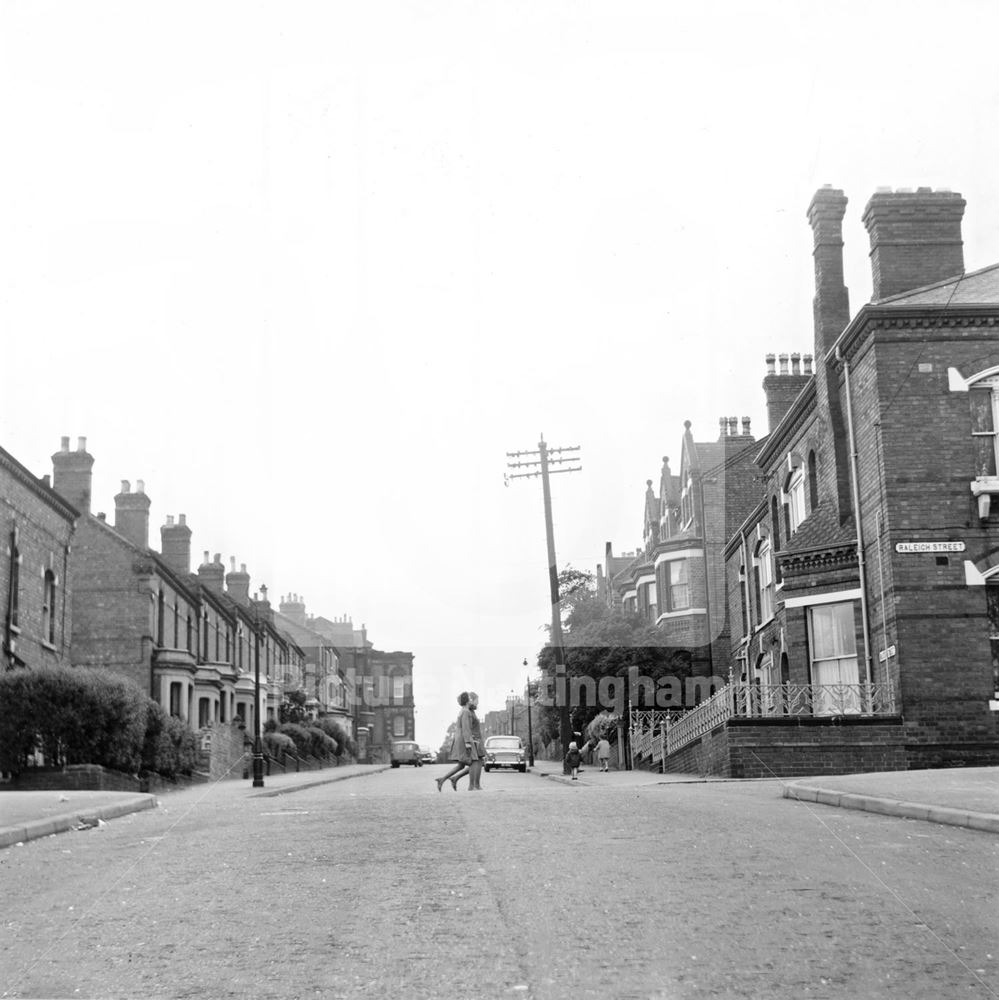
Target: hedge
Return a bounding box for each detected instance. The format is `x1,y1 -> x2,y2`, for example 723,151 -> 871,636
0,665 -> 196,779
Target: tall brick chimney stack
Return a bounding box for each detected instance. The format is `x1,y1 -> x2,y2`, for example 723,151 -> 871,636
762,353 -> 812,432
114,479 -> 151,549
52,436 -> 94,514
226,558 -> 251,605
279,593 -> 307,627
197,551 -> 225,593
807,186 -> 851,359
160,513 -> 192,575
863,187 -> 965,301
808,185 -> 854,525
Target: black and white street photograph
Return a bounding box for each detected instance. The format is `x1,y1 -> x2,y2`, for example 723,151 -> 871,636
1,3 -> 998,998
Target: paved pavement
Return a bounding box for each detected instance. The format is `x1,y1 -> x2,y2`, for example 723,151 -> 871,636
0,763 -> 391,849
2,761 -> 997,848
536,762 -> 999,833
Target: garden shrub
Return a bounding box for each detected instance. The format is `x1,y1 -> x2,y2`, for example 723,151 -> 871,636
142,703 -> 199,778
263,731 -> 295,758
307,727 -> 338,757
316,716 -> 355,757
277,722 -> 311,756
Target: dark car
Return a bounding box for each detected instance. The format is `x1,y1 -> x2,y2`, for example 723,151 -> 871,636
483,735 -> 527,772
390,740 -> 423,767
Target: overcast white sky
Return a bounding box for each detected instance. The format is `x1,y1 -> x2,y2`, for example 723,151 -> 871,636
3,1 -> 999,747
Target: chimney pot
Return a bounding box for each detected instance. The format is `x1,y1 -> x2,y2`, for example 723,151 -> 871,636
728,416 -> 738,436
742,416 -> 751,435
136,479 -> 145,494
60,436 -> 70,452
803,354 -> 814,375
765,354 -> 776,375
97,512 -> 106,521
213,552 -> 221,564
790,352 -> 801,375
166,515 -> 175,526
120,480 -> 130,494
178,513 -> 186,526
77,437 -> 86,452
778,354 -> 789,375
241,563 -> 247,573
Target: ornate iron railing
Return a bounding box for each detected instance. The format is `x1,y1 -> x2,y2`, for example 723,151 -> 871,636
629,710 -> 682,761
665,686 -> 734,755
630,711 -> 654,760
665,681 -> 899,756
730,681 -> 896,718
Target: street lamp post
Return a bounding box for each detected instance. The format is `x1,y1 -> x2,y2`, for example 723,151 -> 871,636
252,623 -> 265,788
524,658 -> 535,768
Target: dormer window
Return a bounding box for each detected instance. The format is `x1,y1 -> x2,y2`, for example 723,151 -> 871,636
680,476 -> 694,530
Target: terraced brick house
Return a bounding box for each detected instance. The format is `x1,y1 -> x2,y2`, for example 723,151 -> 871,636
660,185 -> 999,777
50,440 -> 304,746
1,442 -> 78,673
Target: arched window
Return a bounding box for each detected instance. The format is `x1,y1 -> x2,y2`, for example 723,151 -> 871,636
7,527 -> 20,631
157,589 -> 165,647
42,571 -> 57,646
754,536 -> 775,624
770,497 -> 783,586
783,452 -> 807,535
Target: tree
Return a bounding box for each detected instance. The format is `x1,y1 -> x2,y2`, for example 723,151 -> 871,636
279,689 -> 309,724
534,567 -> 693,747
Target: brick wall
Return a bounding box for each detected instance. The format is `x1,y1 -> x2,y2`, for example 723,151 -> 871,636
0,452 -> 76,670
662,718 -> 907,778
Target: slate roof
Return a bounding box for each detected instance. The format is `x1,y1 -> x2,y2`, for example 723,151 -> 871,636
779,504 -> 856,556
875,262 -> 999,307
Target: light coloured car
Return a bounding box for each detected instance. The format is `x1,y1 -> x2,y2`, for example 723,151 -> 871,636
483,735 -> 527,772
419,746 -> 435,764
390,740 -> 423,767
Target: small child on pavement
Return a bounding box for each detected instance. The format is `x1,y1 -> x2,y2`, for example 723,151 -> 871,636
596,736 -> 611,772
565,741 -> 582,780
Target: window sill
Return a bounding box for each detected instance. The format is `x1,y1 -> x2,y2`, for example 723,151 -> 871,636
970,477 -> 999,518
41,641 -> 57,652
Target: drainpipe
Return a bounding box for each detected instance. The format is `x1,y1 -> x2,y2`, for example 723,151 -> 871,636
836,346 -> 875,695
695,473 -> 715,684
739,526 -> 754,716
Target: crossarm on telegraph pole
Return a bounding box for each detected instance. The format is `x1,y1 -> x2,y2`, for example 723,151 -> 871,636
506,436 -> 581,765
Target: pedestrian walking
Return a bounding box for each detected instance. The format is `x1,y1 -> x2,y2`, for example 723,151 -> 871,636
596,736 -> 611,771
565,741 -> 582,780
437,692 -> 472,791
465,691 -> 484,791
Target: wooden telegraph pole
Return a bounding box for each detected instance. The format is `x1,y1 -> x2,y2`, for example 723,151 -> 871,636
506,436 -> 581,765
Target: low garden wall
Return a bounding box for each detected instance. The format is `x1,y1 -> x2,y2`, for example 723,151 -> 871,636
663,716 -> 908,778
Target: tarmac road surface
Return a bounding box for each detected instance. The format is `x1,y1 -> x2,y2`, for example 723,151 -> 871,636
1,765 -> 997,1000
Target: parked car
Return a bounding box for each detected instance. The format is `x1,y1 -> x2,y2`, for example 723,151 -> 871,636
419,746 -> 435,764
390,741 -> 423,767
483,735 -> 527,772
